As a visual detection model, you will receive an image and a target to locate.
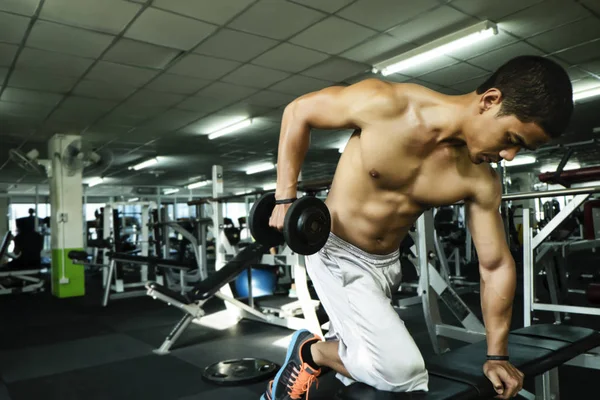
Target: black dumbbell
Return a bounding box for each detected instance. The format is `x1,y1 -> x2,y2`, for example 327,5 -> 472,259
248,193 -> 331,255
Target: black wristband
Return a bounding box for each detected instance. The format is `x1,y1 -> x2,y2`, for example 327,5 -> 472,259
275,197 -> 297,205
487,355 -> 510,361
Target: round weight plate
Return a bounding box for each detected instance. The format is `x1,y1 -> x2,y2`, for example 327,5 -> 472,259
283,196 -> 331,255
202,358 -> 279,386
249,193 -> 285,248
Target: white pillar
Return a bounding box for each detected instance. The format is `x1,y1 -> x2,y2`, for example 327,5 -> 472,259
49,134 -> 85,298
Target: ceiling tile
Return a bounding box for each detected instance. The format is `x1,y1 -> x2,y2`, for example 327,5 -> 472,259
141,109 -> 204,130
499,0 -> 591,39
451,75 -> 487,93
176,95 -> 232,113
467,42 -> 544,71
182,113 -> 256,135
0,43 -> 18,67
301,57 -> 370,81
103,38 -> 182,69
555,39 -> 600,65
338,0 -> 440,31
1,87 -> 63,106
450,0 -> 544,21
0,0 -> 40,16
221,64 -> 290,89
0,100 -> 53,118
386,5 -> 478,45
579,0 -> 600,14
445,29 -> 519,61
17,47 -> 95,77
39,0 -> 141,35
269,75 -> 334,95
526,17 -> 600,54
86,61 -> 160,87
8,68 -> 79,92
229,0 -> 325,40
252,43 -> 329,73
59,96 -> 117,112
0,11 -> 30,44
418,62 -> 489,86
341,34 -> 407,64
145,74 -> 211,95
245,90 -> 296,108
290,16 -> 377,55
73,79 -> 139,100
124,7 -> 217,50
27,20 -> 114,58
290,0 -> 353,13
102,105 -> 168,125
579,59 -> 600,76
123,89 -> 185,109
152,0 -> 254,25
544,56 -> 592,81
168,53 -> 241,80
193,29 -> 278,62
197,81 -> 259,102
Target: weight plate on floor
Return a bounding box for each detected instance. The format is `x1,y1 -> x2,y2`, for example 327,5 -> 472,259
283,196 -> 330,255
202,358 -> 279,386
249,193 -> 285,248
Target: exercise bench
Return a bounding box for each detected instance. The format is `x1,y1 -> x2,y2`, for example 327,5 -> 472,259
337,324 -> 600,399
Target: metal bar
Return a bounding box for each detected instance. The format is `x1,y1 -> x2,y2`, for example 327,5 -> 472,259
502,186 -> 600,201
535,369 -> 560,400
153,314 -> 194,356
417,211 -> 449,354
542,258 -> 562,323
532,303 -> 600,316
435,324 -> 486,344
102,260 -> 115,307
523,209 -> 533,327
565,353 -> 600,370
532,194 -> 590,249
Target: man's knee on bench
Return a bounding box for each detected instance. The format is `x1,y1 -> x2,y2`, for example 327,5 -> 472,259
347,339 -> 428,392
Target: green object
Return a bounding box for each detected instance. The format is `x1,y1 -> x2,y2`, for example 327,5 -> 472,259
51,248 -> 85,298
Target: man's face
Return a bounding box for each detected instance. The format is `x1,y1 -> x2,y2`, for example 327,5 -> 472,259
464,90 -> 551,164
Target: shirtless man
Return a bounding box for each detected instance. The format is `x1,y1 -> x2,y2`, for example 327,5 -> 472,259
261,55 -> 574,400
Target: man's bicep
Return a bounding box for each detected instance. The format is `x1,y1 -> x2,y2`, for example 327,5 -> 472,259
466,199 -> 511,269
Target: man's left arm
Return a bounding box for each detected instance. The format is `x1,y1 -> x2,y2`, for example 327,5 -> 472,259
465,172 -> 523,399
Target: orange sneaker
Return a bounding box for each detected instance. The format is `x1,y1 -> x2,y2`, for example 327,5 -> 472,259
260,330 -> 321,400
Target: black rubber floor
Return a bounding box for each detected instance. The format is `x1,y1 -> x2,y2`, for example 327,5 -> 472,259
0,273 -> 598,399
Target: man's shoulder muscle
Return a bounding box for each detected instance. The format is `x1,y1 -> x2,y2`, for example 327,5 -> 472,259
468,165 -> 502,210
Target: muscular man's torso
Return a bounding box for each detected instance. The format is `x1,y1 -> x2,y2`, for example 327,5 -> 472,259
325,87 -> 492,254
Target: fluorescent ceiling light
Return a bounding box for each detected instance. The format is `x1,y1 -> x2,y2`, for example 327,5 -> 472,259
129,157 -> 158,171
88,177 -> 104,187
338,142 -> 347,154
573,85 -> 600,102
373,21 -> 498,76
128,197 -> 139,202
593,127 -> 600,134
502,155 -> 536,167
263,182 -> 277,191
163,188 -> 180,195
540,162 -> 581,173
187,180 -> 211,189
208,119 -> 252,140
246,162 -> 275,175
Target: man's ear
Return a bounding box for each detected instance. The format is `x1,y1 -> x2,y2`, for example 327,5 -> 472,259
479,88 -> 502,113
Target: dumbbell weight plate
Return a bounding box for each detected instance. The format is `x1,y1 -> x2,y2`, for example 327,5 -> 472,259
283,196 -> 331,255
249,193 -> 285,248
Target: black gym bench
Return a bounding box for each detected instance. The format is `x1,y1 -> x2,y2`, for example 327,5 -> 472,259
0,231 -> 47,295
337,324 -> 600,399
145,242 -> 268,354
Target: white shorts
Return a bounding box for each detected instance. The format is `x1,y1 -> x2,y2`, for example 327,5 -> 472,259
305,233 -> 429,392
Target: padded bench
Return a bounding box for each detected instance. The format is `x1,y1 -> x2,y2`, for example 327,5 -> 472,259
336,324 -> 600,399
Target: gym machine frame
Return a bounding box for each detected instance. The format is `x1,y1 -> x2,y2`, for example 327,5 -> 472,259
101,201 -> 158,305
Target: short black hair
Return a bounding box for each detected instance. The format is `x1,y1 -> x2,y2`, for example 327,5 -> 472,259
476,56 -> 573,138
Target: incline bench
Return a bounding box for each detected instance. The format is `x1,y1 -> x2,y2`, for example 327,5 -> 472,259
145,242 -> 268,354
337,324 -> 600,399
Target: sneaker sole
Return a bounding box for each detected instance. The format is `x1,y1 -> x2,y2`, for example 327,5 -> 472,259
271,329 -> 308,399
